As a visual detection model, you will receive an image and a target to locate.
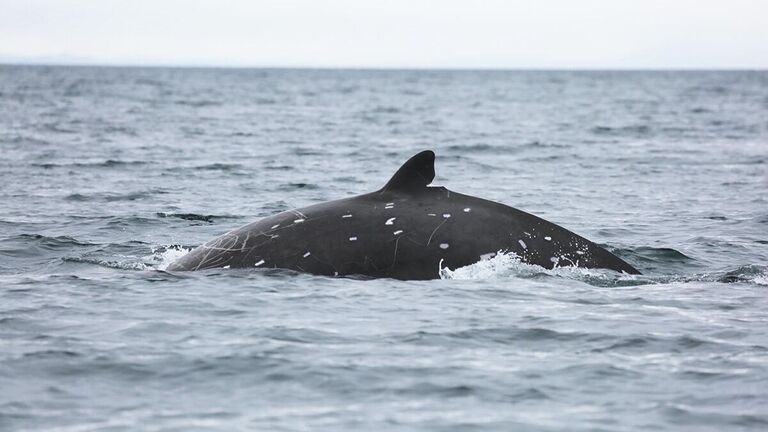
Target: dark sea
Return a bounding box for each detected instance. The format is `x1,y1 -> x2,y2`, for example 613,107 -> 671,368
1,65 -> 767,431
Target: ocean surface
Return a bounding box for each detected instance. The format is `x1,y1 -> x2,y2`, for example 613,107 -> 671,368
1,65 -> 767,431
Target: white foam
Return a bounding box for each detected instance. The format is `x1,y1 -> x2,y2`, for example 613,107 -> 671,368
439,250 -> 637,283
440,251 -> 524,280
154,245 -> 192,271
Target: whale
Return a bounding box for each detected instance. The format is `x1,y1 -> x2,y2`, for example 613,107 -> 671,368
167,150 -> 640,278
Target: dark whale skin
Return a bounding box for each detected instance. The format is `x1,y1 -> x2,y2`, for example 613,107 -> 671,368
167,151 -> 640,279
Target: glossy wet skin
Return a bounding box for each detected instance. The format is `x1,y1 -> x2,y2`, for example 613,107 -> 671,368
168,151 -> 639,278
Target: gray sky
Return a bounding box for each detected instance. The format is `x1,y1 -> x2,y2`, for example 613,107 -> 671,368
1,0 -> 766,69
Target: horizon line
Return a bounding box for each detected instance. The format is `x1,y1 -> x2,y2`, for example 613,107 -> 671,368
2,61 -> 766,72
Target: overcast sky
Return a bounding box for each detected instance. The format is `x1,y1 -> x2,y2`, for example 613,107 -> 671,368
1,0 -> 766,69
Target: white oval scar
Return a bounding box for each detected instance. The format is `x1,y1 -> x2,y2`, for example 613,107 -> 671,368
427,213 -> 437,216
254,260 -> 265,267
349,236 -> 357,241
463,208 -> 471,212
385,217 -> 396,225
386,202 -> 394,206
442,213 -> 451,218
294,218 -> 305,223
576,250 -> 585,255
223,265 -> 230,269
440,243 -> 449,249
518,239 -> 527,249
544,236 -> 552,241
550,257 -> 558,263
393,230 -> 403,235
271,224 -> 280,229
342,214 -> 352,218
303,252 -> 311,258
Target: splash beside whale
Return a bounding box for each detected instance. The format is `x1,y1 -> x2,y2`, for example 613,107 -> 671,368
167,150 -> 640,279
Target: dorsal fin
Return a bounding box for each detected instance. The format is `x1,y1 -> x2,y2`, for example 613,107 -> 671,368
381,150 -> 435,193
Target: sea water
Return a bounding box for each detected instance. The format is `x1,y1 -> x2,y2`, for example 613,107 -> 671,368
1,66 -> 767,431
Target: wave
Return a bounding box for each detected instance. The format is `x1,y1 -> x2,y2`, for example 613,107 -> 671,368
0,234 -> 96,259
65,189 -> 168,202
591,124 -> 652,137
519,140 -> 571,149
718,265 -> 768,285
439,251 -> 645,286
5,234 -> 95,249
173,99 -> 222,107
156,212 -> 239,223
9,232 -> 760,285
445,141 -> 571,155
277,183 -> 319,191
618,246 -> 695,264
399,326 -> 592,345
51,243 -> 768,286
62,256 -> 151,271
370,105 -> 401,114
62,244 -> 191,271
192,163 -> 244,171
32,160 -> 148,169
445,143 -> 500,152
439,251 -> 768,287
147,245 -> 191,270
